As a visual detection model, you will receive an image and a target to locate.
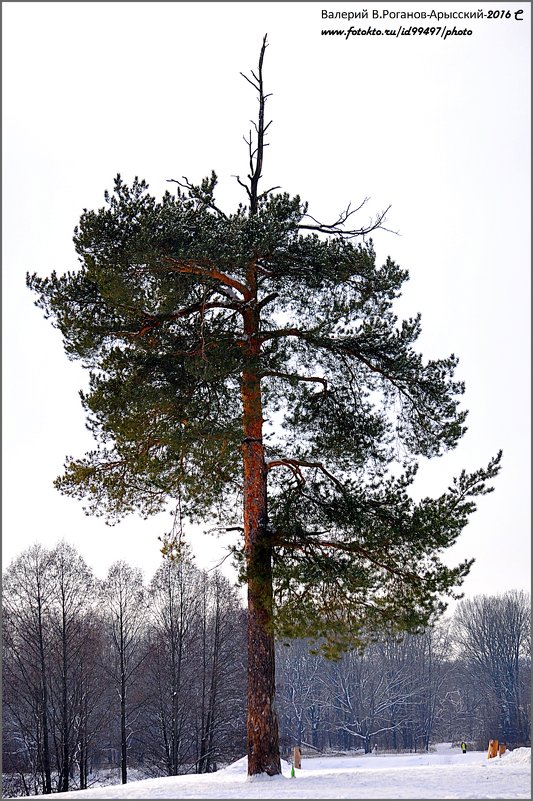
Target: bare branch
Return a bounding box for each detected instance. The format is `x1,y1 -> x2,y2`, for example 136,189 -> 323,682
233,175 -> 252,200
258,185 -> 281,199
206,548 -> 239,573
239,34 -> 272,214
303,198 -> 370,229
240,72 -> 260,92
298,204 -> 397,239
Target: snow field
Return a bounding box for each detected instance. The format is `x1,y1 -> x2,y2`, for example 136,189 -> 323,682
21,746 -> 530,799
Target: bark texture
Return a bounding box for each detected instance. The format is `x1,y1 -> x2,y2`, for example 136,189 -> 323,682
241,300 -> 281,775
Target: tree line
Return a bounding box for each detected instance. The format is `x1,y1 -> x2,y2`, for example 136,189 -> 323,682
2,542 -> 530,796
276,591 -> 530,756
2,542 -> 246,797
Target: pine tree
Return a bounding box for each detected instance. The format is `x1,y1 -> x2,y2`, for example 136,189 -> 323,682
27,36 -> 501,776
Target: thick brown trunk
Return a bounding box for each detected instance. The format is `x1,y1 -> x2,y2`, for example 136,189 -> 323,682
241,318 -> 281,775
245,530 -> 280,776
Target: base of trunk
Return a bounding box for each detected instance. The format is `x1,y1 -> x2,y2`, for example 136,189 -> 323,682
246,582 -> 281,777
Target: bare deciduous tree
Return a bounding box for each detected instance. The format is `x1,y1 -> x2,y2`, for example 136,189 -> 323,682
3,545 -> 55,795
145,555 -> 202,775
453,591 -> 531,746
48,542 -> 95,792
101,562 -> 148,784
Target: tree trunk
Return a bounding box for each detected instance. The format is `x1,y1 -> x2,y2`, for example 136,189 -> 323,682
37,601 -> 52,794
199,585 -> 220,774
119,608 -> 128,784
241,349 -> 281,776
120,679 -> 127,783
198,580 -> 208,774
79,726 -> 88,790
59,604 -> 70,793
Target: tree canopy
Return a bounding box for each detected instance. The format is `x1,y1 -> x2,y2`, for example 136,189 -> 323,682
28,171 -> 501,647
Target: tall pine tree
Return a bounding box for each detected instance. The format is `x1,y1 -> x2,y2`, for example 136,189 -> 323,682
28,37 -> 501,776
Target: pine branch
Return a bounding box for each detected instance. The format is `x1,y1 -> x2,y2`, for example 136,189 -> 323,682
114,298 -> 246,340
266,457 -> 344,491
256,291 -> 278,310
166,177 -> 228,219
266,459 -> 306,485
161,256 -> 251,300
260,370 -> 328,392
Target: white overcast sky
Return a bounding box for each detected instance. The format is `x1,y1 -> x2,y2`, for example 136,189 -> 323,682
2,2 -> 530,604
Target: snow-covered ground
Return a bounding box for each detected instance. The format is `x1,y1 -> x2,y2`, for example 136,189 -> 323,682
24,744 -> 531,799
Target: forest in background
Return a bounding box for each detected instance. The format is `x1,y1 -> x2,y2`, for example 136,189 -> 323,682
2,541 -> 530,796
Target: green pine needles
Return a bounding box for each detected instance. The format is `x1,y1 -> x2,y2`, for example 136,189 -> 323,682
27,165 -> 501,650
